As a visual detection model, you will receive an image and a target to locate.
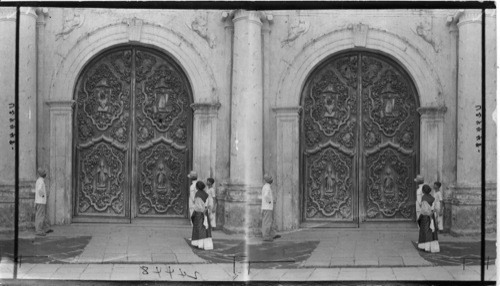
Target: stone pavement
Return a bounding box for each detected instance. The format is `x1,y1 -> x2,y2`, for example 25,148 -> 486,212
0,223 -> 496,282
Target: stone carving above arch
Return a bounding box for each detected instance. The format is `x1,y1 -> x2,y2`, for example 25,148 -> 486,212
50,20 -> 217,105
281,18 -> 310,47
187,14 -> 217,49
56,9 -> 85,40
276,26 -> 443,108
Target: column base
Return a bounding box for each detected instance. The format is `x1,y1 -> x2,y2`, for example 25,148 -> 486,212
449,183 -> 496,235
219,183 -> 262,235
0,181 -> 35,233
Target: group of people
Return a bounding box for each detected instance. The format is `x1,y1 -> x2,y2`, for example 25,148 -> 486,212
188,171 -> 281,250
187,171 -> 217,250
415,174 -> 443,253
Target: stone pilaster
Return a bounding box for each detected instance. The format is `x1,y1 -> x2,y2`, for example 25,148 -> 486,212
191,102 -> 221,180
273,107 -> 302,231
0,8 -> 16,185
224,10 -> 269,233
417,106 -> 447,184
46,100 -> 74,225
450,10 -> 485,234
19,7 -> 38,183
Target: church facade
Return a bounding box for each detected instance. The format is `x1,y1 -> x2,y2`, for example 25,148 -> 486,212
0,8 -> 496,234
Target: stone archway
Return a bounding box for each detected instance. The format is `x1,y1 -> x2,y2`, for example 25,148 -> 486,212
72,45 -> 193,222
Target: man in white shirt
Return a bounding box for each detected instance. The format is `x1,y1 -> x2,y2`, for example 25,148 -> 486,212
187,170 -> 198,223
261,174 -> 280,242
34,168 -> 52,236
415,174 -> 425,221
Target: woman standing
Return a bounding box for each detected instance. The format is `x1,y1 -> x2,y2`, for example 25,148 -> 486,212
190,181 -> 213,250
417,184 -> 440,253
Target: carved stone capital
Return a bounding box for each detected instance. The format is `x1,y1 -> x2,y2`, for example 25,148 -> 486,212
46,100 -> 76,111
0,7 -> 16,21
190,102 -> 221,115
273,106 -> 302,117
35,8 -> 49,25
231,10 -> 272,26
20,7 -> 37,19
417,105 -> 447,118
457,10 -> 482,27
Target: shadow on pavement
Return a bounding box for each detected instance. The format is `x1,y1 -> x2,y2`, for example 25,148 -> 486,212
412,240 -> 496,266
0,236 -> 91,264
186,238 -> 320,268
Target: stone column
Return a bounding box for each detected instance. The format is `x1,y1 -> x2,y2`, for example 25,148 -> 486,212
19,7 -> 38,183
46,100 -> 74,225
0,8 -> 16,185
273,107 -> 301,231
450,10 -> 486,234
191,102 -> 221,180
224,10 -> 267,233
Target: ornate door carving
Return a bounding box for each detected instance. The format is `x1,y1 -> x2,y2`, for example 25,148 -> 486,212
302,52 -> 418,224
74,47 -> 192,220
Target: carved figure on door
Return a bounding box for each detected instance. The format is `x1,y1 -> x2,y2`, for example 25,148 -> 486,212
96,79 -> 110,113
323,93 -> 338,118
323,164 -> 338,196
381,165 -> 397,201
96,160 -> 109,188
156,162 -> 168,189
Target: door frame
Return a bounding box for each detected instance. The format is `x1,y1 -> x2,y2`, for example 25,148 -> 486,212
71,44 -> 194,223
299,49 -> 420,227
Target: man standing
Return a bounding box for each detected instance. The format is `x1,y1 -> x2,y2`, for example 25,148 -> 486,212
415,174 -> 425,221
261,174 -> 280,242
34,168 -> 52,236
187,170 -> 198,222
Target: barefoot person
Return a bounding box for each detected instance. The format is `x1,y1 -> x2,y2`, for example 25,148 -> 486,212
190,181 -> 213,250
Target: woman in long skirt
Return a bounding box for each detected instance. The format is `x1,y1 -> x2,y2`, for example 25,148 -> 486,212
191,181 -> 213,250
417,184 -> 440,253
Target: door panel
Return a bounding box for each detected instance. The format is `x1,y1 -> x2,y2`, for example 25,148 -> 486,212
134,48 -> 191,217
302,55 -> 358,222
74,47 -> 192,220
360,55 -> 417,221
75,49 -> 132,218
302,52 -> 418,224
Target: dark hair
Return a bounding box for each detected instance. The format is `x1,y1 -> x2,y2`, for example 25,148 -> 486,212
434,182 -> 442,189
207,178 -> 215,185
422,184 -> 432,195
196,181 -> 206,191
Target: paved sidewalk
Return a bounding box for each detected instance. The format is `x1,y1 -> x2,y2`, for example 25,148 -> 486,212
0,261 -> 496,281
0,223 -> 496,281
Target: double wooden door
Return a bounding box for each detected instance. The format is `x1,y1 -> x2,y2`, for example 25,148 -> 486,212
74,46 -> 192,221
301,51 -> 419,225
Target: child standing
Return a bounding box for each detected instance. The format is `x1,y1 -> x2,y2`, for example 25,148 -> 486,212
433,182 -> 444,231
206,178 -> 217,229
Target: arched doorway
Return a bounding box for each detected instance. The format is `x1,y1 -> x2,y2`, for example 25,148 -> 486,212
301,51 -> 419,226
73,46 -> 193,222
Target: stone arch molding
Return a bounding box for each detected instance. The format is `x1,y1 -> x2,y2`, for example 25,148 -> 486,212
276,25 -> 444,107
51,20 -> 217,103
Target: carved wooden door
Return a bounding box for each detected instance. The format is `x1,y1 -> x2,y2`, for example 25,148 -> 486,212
74,47 -> 192,221
302,51 -> 418,225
